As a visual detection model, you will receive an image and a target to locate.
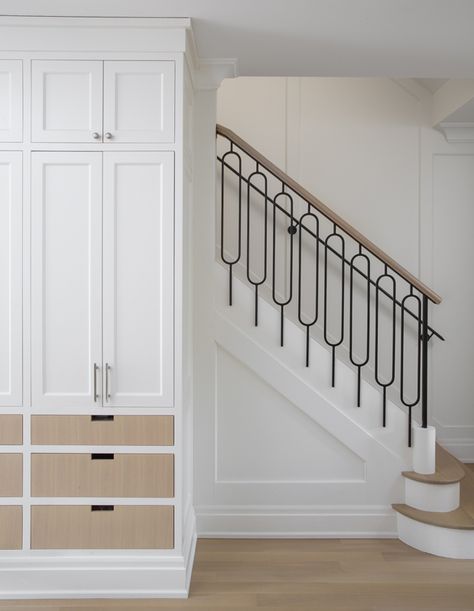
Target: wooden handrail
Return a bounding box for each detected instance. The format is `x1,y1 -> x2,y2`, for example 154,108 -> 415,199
217,124 -> 442,305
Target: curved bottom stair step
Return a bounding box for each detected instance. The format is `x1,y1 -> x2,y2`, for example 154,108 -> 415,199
393,448 -> 474,558
401,444 -> 465,486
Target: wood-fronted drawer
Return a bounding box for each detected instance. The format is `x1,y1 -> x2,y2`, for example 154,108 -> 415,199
0,415 -> 22,445
0,506 -> 22,549
31,505 -> 173,549
31,415 -> 173,446
0,454 -> 22,496
31,453 -> 174,498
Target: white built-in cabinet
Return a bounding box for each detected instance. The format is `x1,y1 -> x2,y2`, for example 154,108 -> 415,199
0,60 -> 22,141
0,15 -> 197,594
31,151 -> 174,408
31,60 -> 175,143
0,152 -> 22,406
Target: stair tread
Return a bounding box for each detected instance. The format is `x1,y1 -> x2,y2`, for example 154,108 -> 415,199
394,449 -> 474,530
401,444 -> 465,485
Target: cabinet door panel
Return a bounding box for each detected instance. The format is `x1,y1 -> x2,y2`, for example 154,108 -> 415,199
0,153 -> 22,406
32,61 -> 102,142
0,60 -> 22,142
103,153 -> 174,407
31,153 -> 102,407
103,61 -> 174,143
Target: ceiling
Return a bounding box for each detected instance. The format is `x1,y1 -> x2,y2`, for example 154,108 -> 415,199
2,0 -> 474,77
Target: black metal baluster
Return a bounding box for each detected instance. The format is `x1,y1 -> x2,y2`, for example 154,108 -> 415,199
220,149 -> 242,306
400,292 -> 421,446
349,252 -> 371,406
298,213 -> 319,366
421,295 -> 429,429
375,272 -> 396,426
217,152 -> 443,340
246,170 -> 268,326
324,228 -> 345,387
216,130 -> 442,447
272,189 -> 294,346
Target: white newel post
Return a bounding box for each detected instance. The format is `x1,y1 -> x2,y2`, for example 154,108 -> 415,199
413,425 -> 436,474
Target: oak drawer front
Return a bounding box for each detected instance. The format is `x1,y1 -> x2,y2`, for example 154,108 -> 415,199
31,415 -> 174,446
31,453 -> 173,498
0,415 -> 22,445
0,506 -> 22,549
31,505 -> 173,549
0,454 -> 22,496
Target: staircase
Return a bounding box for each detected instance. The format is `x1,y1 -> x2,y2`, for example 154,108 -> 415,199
215,124 -> 474,558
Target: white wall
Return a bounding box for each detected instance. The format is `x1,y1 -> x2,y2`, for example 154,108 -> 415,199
214,77 -> 474,462
192,76 -> 474,538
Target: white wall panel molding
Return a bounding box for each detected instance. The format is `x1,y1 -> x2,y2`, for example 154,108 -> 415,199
213,345 -> 366,485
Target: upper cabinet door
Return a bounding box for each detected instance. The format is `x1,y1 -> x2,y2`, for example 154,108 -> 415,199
31,61 -> 103,143
0,60 -> 22,142
102,152 -> 174,407
103,61 -> 175,143
31,153 -> 102,408
0,153 -> 22,406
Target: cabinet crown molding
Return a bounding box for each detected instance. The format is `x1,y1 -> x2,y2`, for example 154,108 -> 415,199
0,16 -> 190,53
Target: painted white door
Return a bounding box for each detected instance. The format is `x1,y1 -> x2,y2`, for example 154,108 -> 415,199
31,61 -> 103,143
103,61 -> 175,143
31,153 -> 102,407
0,152 -> 22,406
0,60 -> 22,142
102,152 -> 174,407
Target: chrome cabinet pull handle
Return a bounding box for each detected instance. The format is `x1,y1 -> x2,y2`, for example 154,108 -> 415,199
93,363 -> 99,402
104,132 -> 113,140
105,363 -> 111,401
92,132 -> 100,140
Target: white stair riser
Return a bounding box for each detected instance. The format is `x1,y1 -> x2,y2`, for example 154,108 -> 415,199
405,478 -> 460,512
396,513 -> 474,559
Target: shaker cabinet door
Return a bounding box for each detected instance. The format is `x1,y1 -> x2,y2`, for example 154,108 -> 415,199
31,153 -> 103,407
31,61 -> 103,143
103,61 -> 174,143
0,152 -> 22,406
102,152 -> 174,407
0,61 -> 22,142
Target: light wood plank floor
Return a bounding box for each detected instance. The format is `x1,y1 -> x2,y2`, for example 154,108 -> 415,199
1,538 -> 474,611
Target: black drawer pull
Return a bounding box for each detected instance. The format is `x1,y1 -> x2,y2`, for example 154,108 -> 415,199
91,415 -> 114,422
91,453 -> 114,460
91,505 -> 114,512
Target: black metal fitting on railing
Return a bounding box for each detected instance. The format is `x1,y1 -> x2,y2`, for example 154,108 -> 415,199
217,126 -> 443,447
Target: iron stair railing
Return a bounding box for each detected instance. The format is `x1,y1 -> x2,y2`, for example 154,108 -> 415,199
216,124 -> 443,446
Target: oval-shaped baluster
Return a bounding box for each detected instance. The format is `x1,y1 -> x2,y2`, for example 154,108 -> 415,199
272,190 -> 294,346
298,212 -> 319,366
349,252 -> 371,406
375,272 -> 396,426
246,171 -> 268,326
401,292 -> 421,446
220,150 -> 242,306
324,231 -> 345,387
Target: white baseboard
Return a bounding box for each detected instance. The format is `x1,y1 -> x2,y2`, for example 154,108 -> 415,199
196,505 -> 397,538
0,507 -> 198,600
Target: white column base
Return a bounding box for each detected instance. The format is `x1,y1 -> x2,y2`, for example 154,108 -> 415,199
413,425 -> 436,474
